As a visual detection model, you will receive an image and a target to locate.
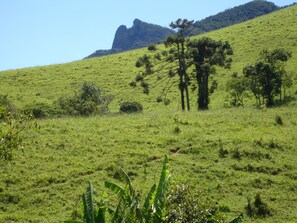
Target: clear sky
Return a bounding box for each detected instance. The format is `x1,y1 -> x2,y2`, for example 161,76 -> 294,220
0,0 -> 295,71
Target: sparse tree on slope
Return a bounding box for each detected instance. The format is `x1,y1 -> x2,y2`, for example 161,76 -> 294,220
134,19 -> 193,111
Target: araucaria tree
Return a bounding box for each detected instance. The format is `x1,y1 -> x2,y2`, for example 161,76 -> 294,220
244,48 -> 292,107
134,19 -> 193,111
188,37 -> 233,110
134,20 -> 233,111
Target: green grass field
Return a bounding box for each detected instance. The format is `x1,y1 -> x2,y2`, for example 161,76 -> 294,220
1,4 -> 297,223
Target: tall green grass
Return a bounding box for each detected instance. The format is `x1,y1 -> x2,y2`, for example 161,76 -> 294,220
0,108 -> 297,222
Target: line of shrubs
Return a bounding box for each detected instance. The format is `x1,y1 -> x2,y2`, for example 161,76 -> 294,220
1,82 -> 144,119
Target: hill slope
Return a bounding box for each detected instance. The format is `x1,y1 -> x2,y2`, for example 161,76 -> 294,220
0,4 -> 296,111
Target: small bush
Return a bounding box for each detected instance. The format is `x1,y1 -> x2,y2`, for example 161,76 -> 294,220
156,96 -> 163,103
0,95 -> 14,119
0,95 -> 14,112
173,126 -> 181,134
163,98 -> 171,105
219,147 -> 229,158
129,81 -> 137,87
246,194 -> 272,218
1,112 -> 36,161
274,115 -> 283,125
23,103 -> 62,119
147,43 -> 157,51
231,148 -> 241,160
165,184 -> 242,223
119,101 -> 143,113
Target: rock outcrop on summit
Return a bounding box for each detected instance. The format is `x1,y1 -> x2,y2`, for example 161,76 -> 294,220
86,19 -> 174,59
112,19 -> 174,51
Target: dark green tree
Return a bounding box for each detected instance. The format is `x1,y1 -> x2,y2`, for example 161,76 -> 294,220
226,72 -> 249,107
188,37 -> 233,110
244,48 -> 292,107
134,19 -> 193,111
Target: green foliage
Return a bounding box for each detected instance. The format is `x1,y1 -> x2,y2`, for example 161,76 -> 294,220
66,156 -> 242,223
243,48 -> 292,107
246,194 -> 272,218
136,23 -> 233,111
22,102 -> 63,119
147,43 -> 157,51
274,115 -> 283,125
190,0 -> 279,36
57,82 -> 113,116
119,101 -> 143,113
226,72 -> 249,107
0,112 -> 36,161
65,181 -> 106,223
67,155 -> 171,223
188,37 -> 233,110
135,19 -> 193,111
0,95 -> 14,119
166,184 -> 223,222
166,184 -> 243,223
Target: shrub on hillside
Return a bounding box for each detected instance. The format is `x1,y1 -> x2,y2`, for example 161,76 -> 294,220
57,82 -> 113,116
166,184 -> 224,222
22,103 -> 63,119
0,95 -> 14,119
147,43 -> 157,51
274,115 -> 283,126
1,111 -> 36,161
119,101 -> 143,113
246,194 -> 272,218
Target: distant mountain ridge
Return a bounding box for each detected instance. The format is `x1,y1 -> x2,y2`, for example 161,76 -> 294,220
86,0 -> 281,59
188,0 -> 280,36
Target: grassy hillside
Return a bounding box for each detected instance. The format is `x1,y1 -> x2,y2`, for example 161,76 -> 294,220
0,5 -> 296,111
0,5 -> 297,223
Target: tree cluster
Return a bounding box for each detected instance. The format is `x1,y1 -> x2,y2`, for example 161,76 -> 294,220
134,19 -> 293,110
227,48 -> 293,107
133,19 -> 233,111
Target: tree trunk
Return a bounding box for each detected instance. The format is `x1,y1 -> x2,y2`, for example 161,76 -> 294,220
266,94 -> 274,107
197,71 -> 209,110
181,41 -> 190,111
179,71 -> 185,111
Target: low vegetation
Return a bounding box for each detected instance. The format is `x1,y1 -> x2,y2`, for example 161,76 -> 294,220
0,96 -> 36,161
65,156 -> 243,223
119,101 -> 143,113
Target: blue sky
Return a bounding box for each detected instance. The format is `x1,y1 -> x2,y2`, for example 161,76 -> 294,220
0,0 -> 295,71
